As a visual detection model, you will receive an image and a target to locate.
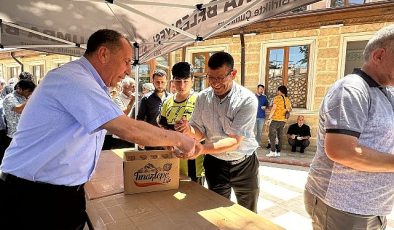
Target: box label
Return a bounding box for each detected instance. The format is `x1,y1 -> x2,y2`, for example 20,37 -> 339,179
133,163 -> 173,187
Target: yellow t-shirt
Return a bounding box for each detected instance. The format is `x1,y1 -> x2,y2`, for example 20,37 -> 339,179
272,95 -> 291,121
160,93 -> 197,126
159,93 -> 204,178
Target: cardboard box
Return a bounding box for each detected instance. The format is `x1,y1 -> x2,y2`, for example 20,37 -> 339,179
123,150 -> 179,194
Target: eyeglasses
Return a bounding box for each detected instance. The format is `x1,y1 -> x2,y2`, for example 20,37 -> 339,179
205,70 -> 233,83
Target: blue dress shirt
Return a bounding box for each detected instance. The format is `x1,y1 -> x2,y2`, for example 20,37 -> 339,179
1,57 -> 123,186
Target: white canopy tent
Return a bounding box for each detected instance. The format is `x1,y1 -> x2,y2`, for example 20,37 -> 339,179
0,0 -> 319,117
0,0 -> 319,62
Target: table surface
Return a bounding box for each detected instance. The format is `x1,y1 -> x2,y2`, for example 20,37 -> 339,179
85,150 -> 284,230
84,150 -> 125,200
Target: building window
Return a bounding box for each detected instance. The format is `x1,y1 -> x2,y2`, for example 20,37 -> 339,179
344,40 -> 368,76
265,45 -> 310,108
330,0 -> 366,7
32,64 -> 44,83
192,52 -> 219,92
8,66 -> 20,80
133,64 -> 150,93
156,55 -> 170,76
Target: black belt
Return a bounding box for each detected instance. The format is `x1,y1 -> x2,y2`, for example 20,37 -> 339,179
0,172 -> 84,192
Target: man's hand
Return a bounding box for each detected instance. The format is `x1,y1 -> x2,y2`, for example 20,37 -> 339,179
175,133 -> 195,158
291,134 -> 296,139
174,116 -> 190,135
175,141 -> 204,160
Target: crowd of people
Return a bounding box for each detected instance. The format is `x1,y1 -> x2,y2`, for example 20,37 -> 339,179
0,24 -> 393,230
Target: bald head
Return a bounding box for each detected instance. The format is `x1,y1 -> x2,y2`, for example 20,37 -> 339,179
297,115 -> 305,127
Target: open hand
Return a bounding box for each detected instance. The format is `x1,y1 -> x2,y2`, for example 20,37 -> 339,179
174,116 -> 191,135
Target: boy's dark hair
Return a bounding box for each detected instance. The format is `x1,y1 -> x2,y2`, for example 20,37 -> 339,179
257,84 -> 265,88
172,62 -> 193,79
208,51 -> 234,70
278,85 -> 288,97
84,29 -> 125,56
15,79 -> 36,92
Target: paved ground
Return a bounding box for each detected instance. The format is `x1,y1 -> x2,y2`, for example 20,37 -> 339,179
235,161 -> 394,230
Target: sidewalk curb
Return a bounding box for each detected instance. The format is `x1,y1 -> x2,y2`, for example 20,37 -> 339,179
257,156 -> 311,167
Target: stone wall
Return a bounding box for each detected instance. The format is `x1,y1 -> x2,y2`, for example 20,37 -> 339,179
177,21 -> 394,152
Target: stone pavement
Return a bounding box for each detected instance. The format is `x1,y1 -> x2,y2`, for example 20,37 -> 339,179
244,162 -> 394,230
256,146 -> 314,168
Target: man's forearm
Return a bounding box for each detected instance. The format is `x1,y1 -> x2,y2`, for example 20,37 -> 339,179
330,146 -> 394,172
326,134 -> 394,172
105,115 -> 183,147
201,137 -> 240,155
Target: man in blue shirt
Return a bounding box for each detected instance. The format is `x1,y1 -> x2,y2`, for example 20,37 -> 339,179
0,29 -> 195,230
255,84 -> 268,147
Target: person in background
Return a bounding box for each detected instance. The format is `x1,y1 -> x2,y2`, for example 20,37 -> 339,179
113,77 -> 135,116
0,79 -> 5,97
159,62 -> 205,185
1,85 -> 14,99
141,82 -> 155,95
137,69 -> 170,150
0,79 -> 12,157
0,29 -> 196,230
255,84 -> 268,148
18,71 -> 34,82
7,77 -> 18,90
130,82 -> 154,119
102,87 -> 119,150
287,115 -> 311,153
304,24 -> 394,230
265,85 -> 292,157
175,52 -> 260,213
169,79 -> 177,94
112,77 -> 136,149
2,79 -> 36,151
0,79 -> 10,162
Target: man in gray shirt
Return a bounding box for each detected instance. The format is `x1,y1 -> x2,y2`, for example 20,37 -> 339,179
304,24 -> 394,229
175,52 -> 260,212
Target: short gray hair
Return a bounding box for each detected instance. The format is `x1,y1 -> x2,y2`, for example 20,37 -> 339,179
363,24 -> 394,61
142,82 -> 155,92
122,77 -> 135,87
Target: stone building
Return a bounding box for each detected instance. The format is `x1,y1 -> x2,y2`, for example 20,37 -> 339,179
169,0 -> 394,151
0,0 -> 393,152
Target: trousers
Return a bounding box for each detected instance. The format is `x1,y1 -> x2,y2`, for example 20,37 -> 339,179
304,190 -> 387,230
203,153 -> 260,213
0,172 -> 86,230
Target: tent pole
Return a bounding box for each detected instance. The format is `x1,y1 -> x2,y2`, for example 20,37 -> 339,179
133,42 -> 140,119
123,1 -> 195,9
240,30 -> 245,86
0,19 -> 3,48
2,21 -> 77,46
133,42 -> 140,149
